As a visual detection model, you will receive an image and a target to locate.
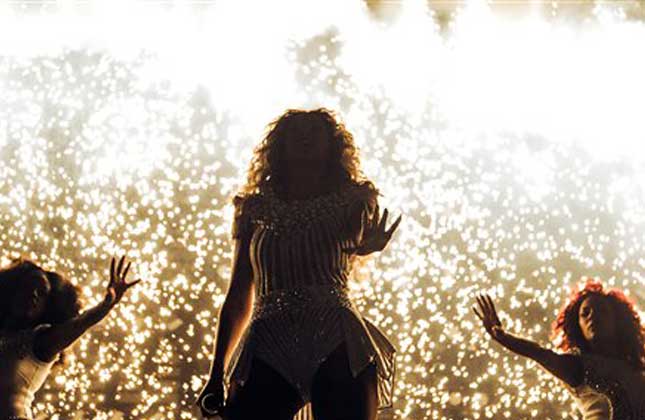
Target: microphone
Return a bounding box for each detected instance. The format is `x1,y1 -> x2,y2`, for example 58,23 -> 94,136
201,393 -> 221,416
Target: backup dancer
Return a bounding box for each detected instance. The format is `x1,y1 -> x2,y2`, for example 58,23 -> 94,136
474,279 -> 645,419
0,256 -> 139,420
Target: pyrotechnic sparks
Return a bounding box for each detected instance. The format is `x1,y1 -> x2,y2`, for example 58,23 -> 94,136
1,1 -> 645,419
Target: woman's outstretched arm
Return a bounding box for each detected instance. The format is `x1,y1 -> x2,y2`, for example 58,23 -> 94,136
473,294 -> 583,388
33,255 -> 141,363
196,230 -> 255,416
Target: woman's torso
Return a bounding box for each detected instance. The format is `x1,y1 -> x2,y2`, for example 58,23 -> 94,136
224,181 -> 398,407
0,326 -> 54,419
239,182 -> 371,299
570,353 -> 645,420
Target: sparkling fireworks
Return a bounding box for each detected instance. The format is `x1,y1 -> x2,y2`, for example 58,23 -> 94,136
1,1 -> 645,419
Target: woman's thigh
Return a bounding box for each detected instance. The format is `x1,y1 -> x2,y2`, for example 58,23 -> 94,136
224,358 -> 304,420
310,343 -> 378,420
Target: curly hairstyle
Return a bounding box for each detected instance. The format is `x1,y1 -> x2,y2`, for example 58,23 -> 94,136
237,108 -> 376,199
0,257 -> 83,366
552,278 -> 645,368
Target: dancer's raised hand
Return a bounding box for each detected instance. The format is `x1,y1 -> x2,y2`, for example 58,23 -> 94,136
102,255 -> 141,309
33,255 -> 142,362
473,293 -> 504,340
344,204 -> 402,256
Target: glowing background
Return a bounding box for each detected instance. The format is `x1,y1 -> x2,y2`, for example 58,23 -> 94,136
1,0 -> 645,418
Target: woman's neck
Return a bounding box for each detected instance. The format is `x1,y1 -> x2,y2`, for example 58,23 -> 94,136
284,166 -> 329,200
589,340 -> 622,360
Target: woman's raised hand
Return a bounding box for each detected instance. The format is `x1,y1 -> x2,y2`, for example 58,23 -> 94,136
473,293 -> 504,340
345,204 -> 402,256
102,255 -> 141,309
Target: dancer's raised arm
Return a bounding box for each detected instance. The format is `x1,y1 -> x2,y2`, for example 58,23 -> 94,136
33,255 -> 140,362
473,293 -> 583,388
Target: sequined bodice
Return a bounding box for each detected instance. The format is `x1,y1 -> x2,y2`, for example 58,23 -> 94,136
233,183 -> 372,298
571,353 -> 645,420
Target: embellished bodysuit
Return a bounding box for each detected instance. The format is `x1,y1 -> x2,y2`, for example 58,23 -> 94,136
568,353 -> 645,420
225,182 -> 396,416
0,325 -> 54,420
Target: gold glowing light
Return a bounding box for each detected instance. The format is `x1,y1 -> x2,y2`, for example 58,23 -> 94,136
1,1 -> 645,419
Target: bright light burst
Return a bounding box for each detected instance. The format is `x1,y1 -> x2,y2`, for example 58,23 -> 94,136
1,1 -> 645,419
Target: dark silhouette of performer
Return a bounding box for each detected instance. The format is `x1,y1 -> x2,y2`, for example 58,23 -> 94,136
0,256 -> 140,420
197,109 -> 401,420
474,279 -> 645,419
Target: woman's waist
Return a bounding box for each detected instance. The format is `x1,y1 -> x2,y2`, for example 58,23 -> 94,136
0,393 -> 30,419
252,284 -> 355,320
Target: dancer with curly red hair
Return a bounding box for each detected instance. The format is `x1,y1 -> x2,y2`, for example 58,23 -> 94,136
474,278 -> 645,419
196,109 -> 401,420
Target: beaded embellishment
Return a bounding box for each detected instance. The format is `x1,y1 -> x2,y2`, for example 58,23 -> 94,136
252,284 -> 354,321
584,362 -> 634,420
238,184 -> 370,237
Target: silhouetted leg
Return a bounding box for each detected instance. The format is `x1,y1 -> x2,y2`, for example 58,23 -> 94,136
224,357 -> 305,420
311,342 -> 378,420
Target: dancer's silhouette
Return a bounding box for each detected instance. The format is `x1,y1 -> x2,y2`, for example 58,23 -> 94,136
0,256 -> 140,420
197,109 -> 401,420
474,279 -> 645,419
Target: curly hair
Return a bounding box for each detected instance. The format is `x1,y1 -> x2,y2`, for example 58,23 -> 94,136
0,257 -> 83,366
551,278 -> 645,368
237,108 -> 376,199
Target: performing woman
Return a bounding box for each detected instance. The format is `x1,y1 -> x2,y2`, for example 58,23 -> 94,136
0,256 -> 140,420
474,279 -> 645,419
197,109 -> 401,420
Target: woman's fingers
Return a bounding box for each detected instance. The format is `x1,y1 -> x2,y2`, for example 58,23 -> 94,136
479,293 -> 490,312
481,294 -> 502,327
478,294 -> 495,323
475,295 -> 487,321
479,294 -> 490,315
484,294 -> 493,310
371,203 -> 380,226
386,214 -> 402,237
475,293 -> 504,336
110,257 -> 116,284
476,294 -> 486,312
122,261 -> 132,281
126,279 -> 141,289
362,207 -> 370,229
110,255 -> 133,284
378,208 -> 389,231
484,295 -> 500,325
472,306 -> 484,321
484,295 -> 496,316
117,255 -> 125,277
